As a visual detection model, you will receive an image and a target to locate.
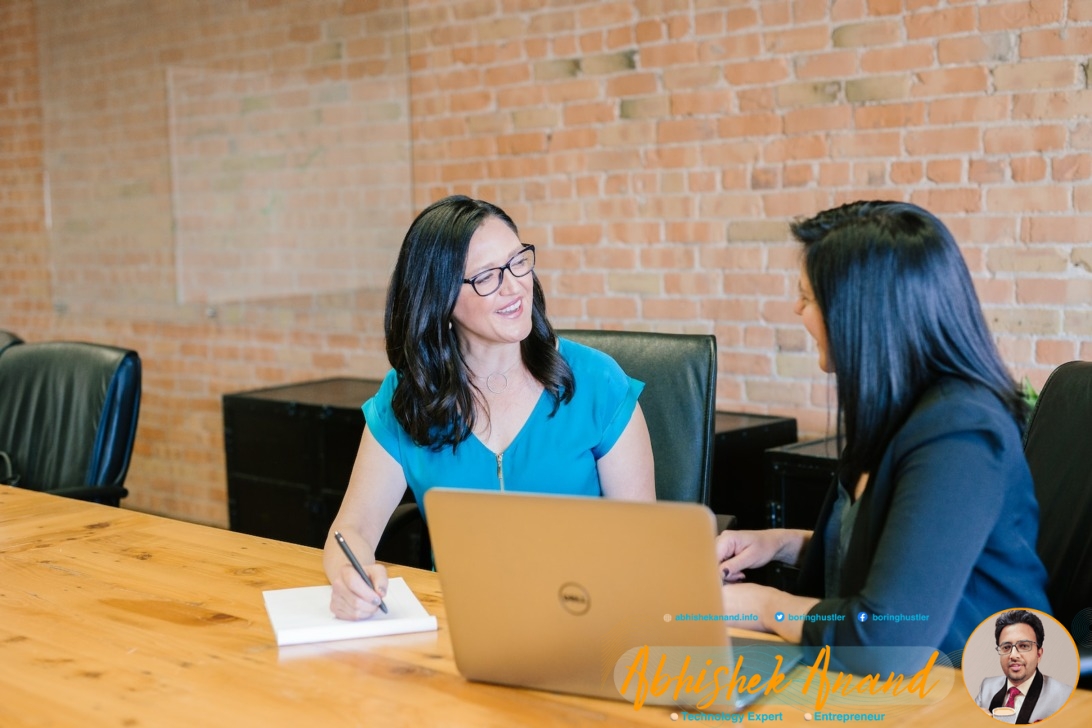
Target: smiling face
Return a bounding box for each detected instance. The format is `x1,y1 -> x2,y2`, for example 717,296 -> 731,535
998,623 -> 1042,687
793,265 -> 832,373
450,216 -> 533,355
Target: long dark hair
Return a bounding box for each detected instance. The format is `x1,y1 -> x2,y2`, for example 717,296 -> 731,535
791,200 -> 1027,487
384,195 -> 574,449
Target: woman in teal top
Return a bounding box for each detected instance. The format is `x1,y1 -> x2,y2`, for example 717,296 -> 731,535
365,336 -> 644,501
324,196 -> 656,621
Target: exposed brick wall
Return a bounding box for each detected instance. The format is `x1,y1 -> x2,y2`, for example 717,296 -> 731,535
3,0 -> 1092,525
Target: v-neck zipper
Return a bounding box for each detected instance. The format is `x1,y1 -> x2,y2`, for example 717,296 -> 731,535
496,451 -> 505,491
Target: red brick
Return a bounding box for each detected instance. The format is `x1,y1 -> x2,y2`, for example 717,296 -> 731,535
854,102 -> 926,130
562,101 -> 614,126
1020,27 -> 1092,57
831,20 -> 902,47
586,296 -> 638,319
737,87 -> 777,113
929,96 -> 1009,125
764,134 -> 829,162
994,60 -> 1080,92
717,113 -> 783,138
1073,0 -> 1092,20
1012,90 -> 1092,121
926,159 -> 963,184
904,6 -> 975,38
891,161 -> 924,185
701,298 -> 761,322
819,161 -> 852,186
861,44 -> 935,73
761,190 -> 835,218
605,72 -> 659,97
640,41 -> 700,67
784,106 -> 853,135
986,125 -> 1067,155
969,160 -> 1007,185
1011,156 -> 1048,183
663,64 -> 721,89
643,298 -> 700,320
864,0 -> 899,15
723,58 -> 790,85
913,67 -> 989,96
987,186 -> 1070,213
905,127 -> 981,156
670,89 -> 733,116
664,272 -> 721,295
1053,154 -> 1092,182
1023,216 -> 1092,244
1034,339 -> 1077,365
980,0 -> 1066,32
765,26 -> 828,54
909,188 -> 983,214
758,1 -> 791,26
794,50 -> 857,80
937,34 -> 1016,65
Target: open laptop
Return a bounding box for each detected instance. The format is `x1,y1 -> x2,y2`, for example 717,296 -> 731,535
425,489 -> 800,712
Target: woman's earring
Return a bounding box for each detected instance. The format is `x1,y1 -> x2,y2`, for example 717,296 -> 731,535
448,321 -> 453,331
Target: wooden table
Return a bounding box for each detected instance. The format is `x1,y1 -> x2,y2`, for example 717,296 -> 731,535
1,488 -> 1087,727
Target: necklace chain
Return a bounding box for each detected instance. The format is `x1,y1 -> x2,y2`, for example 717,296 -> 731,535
478,360 -> 521,395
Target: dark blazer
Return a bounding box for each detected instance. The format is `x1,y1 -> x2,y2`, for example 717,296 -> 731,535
795,378 -> 1051,673
975,671 -> 1072,723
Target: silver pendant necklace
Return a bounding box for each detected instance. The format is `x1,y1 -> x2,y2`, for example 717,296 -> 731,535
481,360 -> 521,394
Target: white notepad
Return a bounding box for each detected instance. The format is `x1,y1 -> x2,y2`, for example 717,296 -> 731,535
263,577 -> 437,646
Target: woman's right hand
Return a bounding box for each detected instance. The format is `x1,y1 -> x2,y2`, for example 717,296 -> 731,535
329,560 -> 390,621
715,529 -> 810,583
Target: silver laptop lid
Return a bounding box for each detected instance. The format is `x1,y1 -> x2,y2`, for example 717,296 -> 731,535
425,489 -> 732,705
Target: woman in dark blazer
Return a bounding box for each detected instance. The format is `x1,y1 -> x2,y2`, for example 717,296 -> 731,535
717,201 -> 1051,672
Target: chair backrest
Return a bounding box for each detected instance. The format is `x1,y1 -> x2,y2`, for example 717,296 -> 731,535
557,329 -> 717,505
1023,361 -> 1092,643
0,330 -> 22,356
0,341 -> 141,506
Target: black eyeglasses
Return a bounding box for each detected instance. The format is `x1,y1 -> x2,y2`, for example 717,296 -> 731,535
996,641 -> 1039,655
462,245 -> 536,297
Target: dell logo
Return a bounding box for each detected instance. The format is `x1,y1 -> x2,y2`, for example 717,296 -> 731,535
558,582 -> 591,616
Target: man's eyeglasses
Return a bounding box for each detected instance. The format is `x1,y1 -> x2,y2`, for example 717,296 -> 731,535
995,641 -> 1039,655
462,245 -> 536,297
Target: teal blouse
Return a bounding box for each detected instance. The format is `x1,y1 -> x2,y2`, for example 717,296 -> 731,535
363,338 -> 643,515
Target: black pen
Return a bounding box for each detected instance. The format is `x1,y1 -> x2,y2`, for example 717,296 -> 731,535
333,530 -> 388,614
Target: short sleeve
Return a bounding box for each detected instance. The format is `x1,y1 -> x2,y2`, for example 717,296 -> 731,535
361,369 -> 404,464
592,375 -> 643,459
557,338 -> 644,460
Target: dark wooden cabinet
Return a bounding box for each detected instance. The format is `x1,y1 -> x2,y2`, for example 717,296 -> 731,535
222,378 -> 381,547
763,436 -> 839,530
710,411 -> 798,529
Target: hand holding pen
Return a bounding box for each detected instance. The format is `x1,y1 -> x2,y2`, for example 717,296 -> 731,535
334,530 -> 389,615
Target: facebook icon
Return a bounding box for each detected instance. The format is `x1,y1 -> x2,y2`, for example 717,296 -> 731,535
857,612 -> 869,622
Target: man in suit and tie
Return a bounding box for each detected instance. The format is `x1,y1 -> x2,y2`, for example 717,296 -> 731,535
975,609 -> 1072,723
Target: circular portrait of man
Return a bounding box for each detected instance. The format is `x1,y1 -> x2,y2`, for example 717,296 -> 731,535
962,608 -> 1079,724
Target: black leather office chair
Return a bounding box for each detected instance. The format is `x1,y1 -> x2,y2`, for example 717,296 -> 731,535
376,329 -> 720,569
1022,360 -> 1092,687
0,341 -> 142,506
0,330 -> 22,356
